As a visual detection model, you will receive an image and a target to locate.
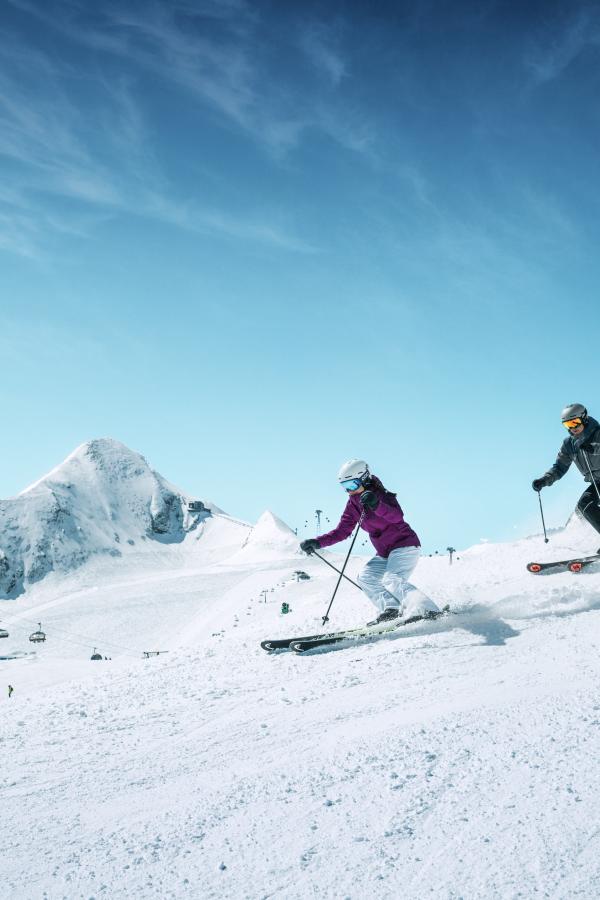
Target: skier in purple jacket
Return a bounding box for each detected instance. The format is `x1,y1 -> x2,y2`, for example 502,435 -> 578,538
301,459 -> 440,625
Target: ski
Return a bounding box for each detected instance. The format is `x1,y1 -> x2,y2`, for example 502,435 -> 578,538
526,552 -> 600,575
260,622 -> 382,652
261,606 -> 449,653
290,608 -> 448,652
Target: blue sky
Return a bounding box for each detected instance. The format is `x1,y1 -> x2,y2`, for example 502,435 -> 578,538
1,0 -> 600,553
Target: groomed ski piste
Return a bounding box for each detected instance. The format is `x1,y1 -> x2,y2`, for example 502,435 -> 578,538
3,442 -> 600,898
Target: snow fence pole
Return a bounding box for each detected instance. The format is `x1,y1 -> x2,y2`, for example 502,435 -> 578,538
320,513 -> 364,626
538,491 -> 549,543
582,449 -> 600,504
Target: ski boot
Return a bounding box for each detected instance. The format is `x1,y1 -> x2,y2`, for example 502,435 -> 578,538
366,608 -> 399,627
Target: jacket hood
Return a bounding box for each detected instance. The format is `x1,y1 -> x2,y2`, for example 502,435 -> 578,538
575,416 -> 599,446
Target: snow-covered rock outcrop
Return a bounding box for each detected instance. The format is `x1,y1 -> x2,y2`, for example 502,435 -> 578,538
0,438 -> 206,598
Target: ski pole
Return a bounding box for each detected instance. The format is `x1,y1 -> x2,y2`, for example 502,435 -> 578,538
313,546 -> 405,610
537,491 -> 549,543
312,549 -> 363,592
320,513 -> 364,625
582,449 -> 600,504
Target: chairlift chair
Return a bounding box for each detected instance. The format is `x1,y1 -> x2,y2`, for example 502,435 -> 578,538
0,628 -> 9,638
90,648 -> 103,661
29,623 -> 46,643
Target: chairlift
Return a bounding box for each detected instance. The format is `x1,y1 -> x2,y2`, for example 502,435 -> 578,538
0,627 -> 9,639
29,623 -> 46,643
90,648 -> 103,661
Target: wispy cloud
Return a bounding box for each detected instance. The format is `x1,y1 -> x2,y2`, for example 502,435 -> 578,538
314,102 -> 376,157
7,1 -> 260,140
0,0 -> 383,257
0,6 -> 322,257
525,6 -> 600,85
134,192 -> 319,253
197,209 -> 318,253
300,22 -> 347,87
7,0 -> 371,157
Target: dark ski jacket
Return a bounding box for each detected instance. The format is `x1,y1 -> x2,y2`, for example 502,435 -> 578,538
316,476 -> 420,559
544,416 -> 600,485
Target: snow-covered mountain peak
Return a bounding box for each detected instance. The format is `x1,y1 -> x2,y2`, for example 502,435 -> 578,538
20,438 -> 174,496
253,510 -> 297,539
225,509 -> 300,564
0,438 -> 213,598
245,510 -> 299,549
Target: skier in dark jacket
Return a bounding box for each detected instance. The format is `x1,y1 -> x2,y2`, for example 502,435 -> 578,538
300,459 -> 440,625
532,404 -> 600,537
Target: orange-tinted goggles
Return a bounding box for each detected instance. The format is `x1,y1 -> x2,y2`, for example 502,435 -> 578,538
563,417 -> 583,429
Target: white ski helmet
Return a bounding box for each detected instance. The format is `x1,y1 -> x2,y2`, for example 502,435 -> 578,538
337,458 -> 370,484
561,403 -> 588,423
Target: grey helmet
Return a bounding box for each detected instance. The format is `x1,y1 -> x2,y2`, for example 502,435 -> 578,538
561,403 -> 588,424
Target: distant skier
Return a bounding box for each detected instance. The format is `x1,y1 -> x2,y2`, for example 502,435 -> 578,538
532,404 -> 600,538
300,459 -> 440,625
8,684 -> 13,698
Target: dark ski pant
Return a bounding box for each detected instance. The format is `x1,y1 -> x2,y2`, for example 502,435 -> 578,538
577,484 -> 600,535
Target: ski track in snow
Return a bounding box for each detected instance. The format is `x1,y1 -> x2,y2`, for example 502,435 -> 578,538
2,515 -> 600,897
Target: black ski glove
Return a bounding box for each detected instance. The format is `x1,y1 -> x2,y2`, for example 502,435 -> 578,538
532,477 -> 549,492
300,538 -> 320,555
360,490 -> 379,510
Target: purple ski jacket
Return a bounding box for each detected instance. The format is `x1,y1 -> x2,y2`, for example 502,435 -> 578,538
316,476 -> 420,559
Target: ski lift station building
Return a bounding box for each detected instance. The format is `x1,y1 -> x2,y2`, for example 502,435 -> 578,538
188,500 -> 211,519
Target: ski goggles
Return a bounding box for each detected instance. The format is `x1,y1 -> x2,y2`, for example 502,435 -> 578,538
340,478 -> 362,492
563,417 -> 584,430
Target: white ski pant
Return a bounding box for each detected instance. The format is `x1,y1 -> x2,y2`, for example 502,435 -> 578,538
357,547 -> 440,618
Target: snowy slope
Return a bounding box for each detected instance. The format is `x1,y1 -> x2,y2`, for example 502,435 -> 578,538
3,498 -> 600,897
0,438 -> 241,598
